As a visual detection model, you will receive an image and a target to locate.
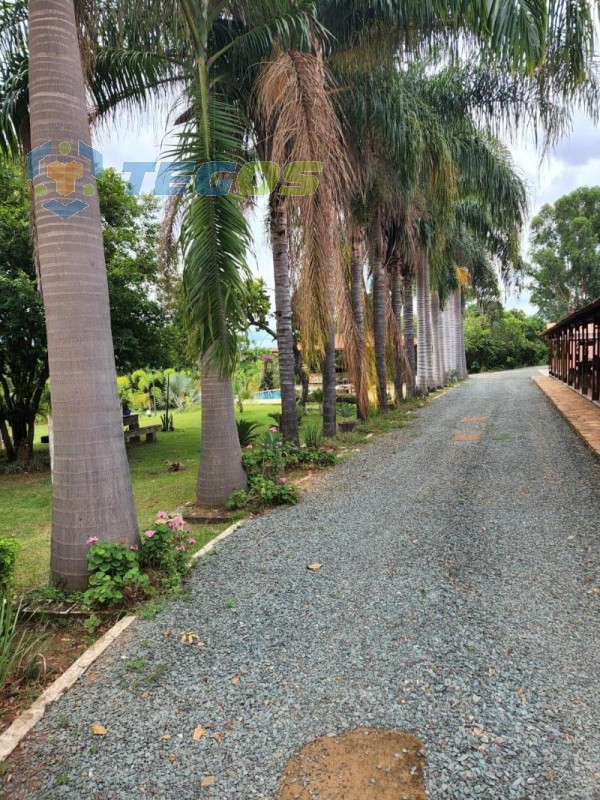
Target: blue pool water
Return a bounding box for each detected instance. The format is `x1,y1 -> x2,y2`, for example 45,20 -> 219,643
253,390 -> 282,401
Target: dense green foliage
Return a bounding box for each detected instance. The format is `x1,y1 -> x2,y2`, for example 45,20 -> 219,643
527,187 -> 600,321
0,164 -> 179,461
0,162 -> 48,462
0,537 -> 19,597
464,305 -> 548,372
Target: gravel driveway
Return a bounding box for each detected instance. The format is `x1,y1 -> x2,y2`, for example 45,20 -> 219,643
3,368 -> 599,800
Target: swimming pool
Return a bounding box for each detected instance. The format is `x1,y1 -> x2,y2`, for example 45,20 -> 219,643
253,390 -> 282,401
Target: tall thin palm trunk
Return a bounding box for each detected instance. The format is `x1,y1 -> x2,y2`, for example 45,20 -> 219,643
197,355 -> 247,507
416,255 -> 435,394
431,290 -> 445,388
441,301 -> 451,380
457,291 -> 468,378
349,227 -> 367,420
322,230 -> 337,438
391,259 -> 403,402
29,0 -> 138,590
402,272 -> 416,395
452,290 -> 463,378
372,253 -> 388,411
270,194 -> 299,443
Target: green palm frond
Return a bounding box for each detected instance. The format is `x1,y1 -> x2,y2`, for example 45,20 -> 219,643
171,65 -> 251,372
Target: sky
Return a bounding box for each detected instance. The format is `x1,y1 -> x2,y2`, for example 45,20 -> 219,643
94,108 -> 600,323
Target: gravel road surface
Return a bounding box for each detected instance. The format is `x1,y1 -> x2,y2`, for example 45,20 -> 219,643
3,368 -> 599,799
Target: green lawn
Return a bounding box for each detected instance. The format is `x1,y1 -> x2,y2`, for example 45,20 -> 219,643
0,403 -> 281,592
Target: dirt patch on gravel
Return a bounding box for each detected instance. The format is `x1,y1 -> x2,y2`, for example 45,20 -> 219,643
279,728 -> 427,799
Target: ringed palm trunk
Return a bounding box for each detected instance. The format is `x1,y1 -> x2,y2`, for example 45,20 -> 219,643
391,259 -> 403,402
452,290 -> 464,378
441,301 -> 451,380
416,255 -> 434,394
197,355 -> 247,507
402,272 -> 416,395
29,0 -> 138,590
457,292 -> 468,378
349,227 -> 367,421
431,290 -> 445,387
372,253 -> 388,411
447,291 -> 458,375
270,194 -> 299,443
322,241 -> 337,438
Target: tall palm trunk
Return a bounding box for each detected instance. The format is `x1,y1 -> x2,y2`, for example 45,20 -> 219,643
391,259 -> 403,402
197,355 -> 246,506
270,194 -> 299,443
29,0 -> 138,590
452,290 -> 463,378
441,300 -> 452,380
349,227 -> 367,420
372,253 -> 388,411
431,290 -> 445,387
416,255 -> 435,394
457,291 -> 468,378
447,292 -> 457,375
402,272 -> 416,395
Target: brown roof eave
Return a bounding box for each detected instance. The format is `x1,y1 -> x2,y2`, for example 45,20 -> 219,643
541,296 -> 600,337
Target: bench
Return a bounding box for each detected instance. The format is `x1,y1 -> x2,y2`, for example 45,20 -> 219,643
124,424 -> 161,444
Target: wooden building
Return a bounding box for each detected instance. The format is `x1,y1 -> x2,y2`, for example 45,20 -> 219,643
543,297 -> 600,405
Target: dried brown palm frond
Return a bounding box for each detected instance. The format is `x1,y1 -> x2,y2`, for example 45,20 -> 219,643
254,48 -> 351,359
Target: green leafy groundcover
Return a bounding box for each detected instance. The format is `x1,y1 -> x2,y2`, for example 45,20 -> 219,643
226,433 -> 337,511
82,512 -> 196,609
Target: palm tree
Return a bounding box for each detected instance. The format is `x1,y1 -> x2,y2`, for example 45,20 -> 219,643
28,0 -> 138,589
254,46 -> 348,442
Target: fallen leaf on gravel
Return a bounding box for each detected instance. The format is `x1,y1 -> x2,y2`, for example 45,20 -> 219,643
213,733 -> 223,744
193,727 -> 206,741
307,563 -> 322,571
231,676 -> 240,685
163,629 -> 172,638
140,691 -> 151,699
517,687 -> 528,705
161,735 -> 171,741
200,776 -> 216,788
180,631 -> 203,645
91,724 -> 107,736
168,755 -> 177,763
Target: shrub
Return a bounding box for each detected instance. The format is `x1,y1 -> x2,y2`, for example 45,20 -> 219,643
336,402 -> 355,419
226,477 -> 297,510
302,418 -> 323,448
307,388 -> 323,403
139,514 -> 194,575
236,418 -> 262,447
0,538 -> 19,598
82,540 -> 150,608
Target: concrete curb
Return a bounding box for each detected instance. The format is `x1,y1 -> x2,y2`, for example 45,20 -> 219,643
189,520 -> 245,563
0,615 -> 135,764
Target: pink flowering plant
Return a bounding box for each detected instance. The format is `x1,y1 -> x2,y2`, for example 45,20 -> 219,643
82,513 -> 197,608
138,514 -> 194,575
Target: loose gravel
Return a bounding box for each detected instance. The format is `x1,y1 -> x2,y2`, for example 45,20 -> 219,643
3,367 -> 599,800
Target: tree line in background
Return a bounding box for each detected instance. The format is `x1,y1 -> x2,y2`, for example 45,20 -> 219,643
1,0 -> 599,588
